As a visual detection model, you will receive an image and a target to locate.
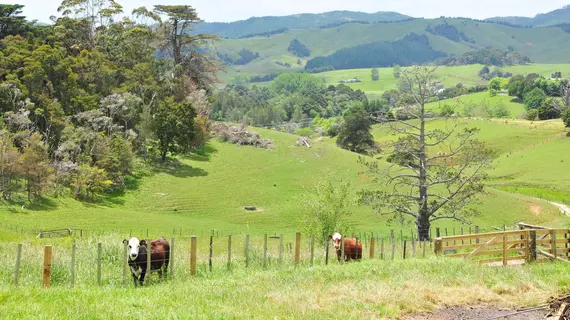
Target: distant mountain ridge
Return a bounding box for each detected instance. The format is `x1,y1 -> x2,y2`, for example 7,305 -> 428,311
486,5 -> 570,27
194,10 -> 412,38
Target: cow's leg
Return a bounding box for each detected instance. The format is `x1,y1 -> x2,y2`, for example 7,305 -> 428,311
139,266 -> 146,286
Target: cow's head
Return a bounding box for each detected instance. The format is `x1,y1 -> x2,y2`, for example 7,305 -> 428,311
123,237 -> 146,260
328,232 -> 342,250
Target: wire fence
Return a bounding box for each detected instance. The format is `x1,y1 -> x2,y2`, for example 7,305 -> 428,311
0,223 -> 518,289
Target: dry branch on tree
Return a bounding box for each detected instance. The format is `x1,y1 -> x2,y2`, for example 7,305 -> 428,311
358,66 -> 494,240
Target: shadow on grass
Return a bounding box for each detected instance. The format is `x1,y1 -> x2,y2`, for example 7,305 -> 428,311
510,97 -> 523,104
1,196 -> 59,213
181,144 -> 217,162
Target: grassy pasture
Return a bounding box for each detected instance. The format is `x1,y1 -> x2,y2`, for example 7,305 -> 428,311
312,64 -> 570,98
424,92 -> 526,118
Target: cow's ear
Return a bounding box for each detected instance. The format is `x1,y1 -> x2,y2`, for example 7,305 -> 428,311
328,234 -> 332,239
122,239 -> 128,245
140,240 -> 147,246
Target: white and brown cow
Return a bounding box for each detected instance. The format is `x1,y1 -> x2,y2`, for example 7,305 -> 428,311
123,237 -> 170,286
328,232 -> 362,262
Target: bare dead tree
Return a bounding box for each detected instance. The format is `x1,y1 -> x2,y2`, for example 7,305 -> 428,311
358,66 -> 494,240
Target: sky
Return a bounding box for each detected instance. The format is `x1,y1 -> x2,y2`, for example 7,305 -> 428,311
3,0 -> 570,23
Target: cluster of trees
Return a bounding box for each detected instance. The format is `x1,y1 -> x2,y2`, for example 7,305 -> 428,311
0,2 -> 221,202
440,48 -> 530,66
478,66 -> 513,80
288,39 -> 310,57
305,33 -> 446,71
249,73 -> 280,83
507,74 -> 570,121
239,28 -> 289,39
425,22 -> 473,43
217,48 -> 260,65
211,73 -> 368,126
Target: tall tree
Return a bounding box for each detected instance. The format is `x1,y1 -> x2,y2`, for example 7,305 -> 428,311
358,66 -> 493,241
336,105 -> 375,154
0,4 -> 29,38
18,133 -> 54,201
152,97 -> 197,161
152,5 -> 222,91
371,68 -> 379,82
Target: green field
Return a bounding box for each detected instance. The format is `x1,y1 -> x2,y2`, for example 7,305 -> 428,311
1,119 -> 569,237
425,91 -> 527,119
311,64 -> 570,99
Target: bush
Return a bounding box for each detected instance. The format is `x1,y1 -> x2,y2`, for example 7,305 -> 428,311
562,108 -> 570,127
525,109 -> 538,121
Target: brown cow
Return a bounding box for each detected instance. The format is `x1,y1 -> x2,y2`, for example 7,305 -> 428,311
328,232 -> 362,262
123,237 -> 170,286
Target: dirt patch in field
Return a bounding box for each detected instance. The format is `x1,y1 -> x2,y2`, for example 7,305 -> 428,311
526,201 -> 542,216
402,305 -> 547,320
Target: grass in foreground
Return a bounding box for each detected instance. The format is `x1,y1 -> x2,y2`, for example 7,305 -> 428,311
0,258 -> 568,319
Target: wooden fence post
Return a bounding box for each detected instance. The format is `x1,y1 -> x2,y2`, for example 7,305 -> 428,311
97,243 -> 103,286
209,231 -> 213,273
122,241 -> 127,287
325,237 -> 329,265
502,234 -> 507,267
530,230 -> 537,262
423,240 -> 427,258
436,228 -> 440,238
279,234 -> 283,268
403,240 -> 407,259
190,236 -> 197,276
412,234 -> 416,258
370,237 -> 375,259
146,239 -> 151,282
227,235 -> 232,271
434,238 -> 443,255
43,245 -> 52,288
381,237 -> 385,260
475,226 -> 480,244
170,237 -> 174,280
294,232 -> 301,266
310,234 -> 314,266
263,234 -> 268,268
390,232 -> 396,260
14,244 -> 22,286
245,234 -> 250,268
551,230 -> 558,259
340,235 -> 345,264
524,230 -> 531,263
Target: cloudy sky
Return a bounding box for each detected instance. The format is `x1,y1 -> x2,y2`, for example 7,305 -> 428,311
4,0 -> 569,23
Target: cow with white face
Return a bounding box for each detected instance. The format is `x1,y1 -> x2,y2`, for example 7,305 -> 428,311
122,237 -> 170,286
328,232 -> 362,263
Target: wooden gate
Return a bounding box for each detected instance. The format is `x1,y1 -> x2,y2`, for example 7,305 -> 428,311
434,228 -> 570,266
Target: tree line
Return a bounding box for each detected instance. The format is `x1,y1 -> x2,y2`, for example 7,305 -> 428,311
0,2 -> 221,202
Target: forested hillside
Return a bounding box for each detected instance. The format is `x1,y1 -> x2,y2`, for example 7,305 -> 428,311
193,11 -> 412,38
215,18 -> 570,78
0,3 -> 221,202
487,5 -> 570,27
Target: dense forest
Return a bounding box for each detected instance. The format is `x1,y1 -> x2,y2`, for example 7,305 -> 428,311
305,33 -> 446,71
0,2 -> 221,202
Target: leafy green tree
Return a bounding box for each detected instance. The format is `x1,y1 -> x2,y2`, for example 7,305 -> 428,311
153,97 -> 197,161
562,108 -> 570,127
152,5 -> 221,90
371,68 -> 379,81
488,77 -> 502,96
0,130 -> 19,200
336,105 -> 375,154
18,133 -> 54,201
393,64 -> 401,79
525,109 -> 538,121
537,98 -> 561,120
524,87 -> 547,110
300,176 -> 353,242
0,4 -> 30,38
491,101 -> 510,118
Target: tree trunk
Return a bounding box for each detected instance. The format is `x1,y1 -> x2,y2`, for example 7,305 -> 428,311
161,150 -> 167,162
417,97 -> 430,241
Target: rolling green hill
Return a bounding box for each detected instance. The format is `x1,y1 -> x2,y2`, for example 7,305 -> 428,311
194,11 -> 412,38
216,18 -> 570,80
1,121 -> 568,235
487,5 -> 570,27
